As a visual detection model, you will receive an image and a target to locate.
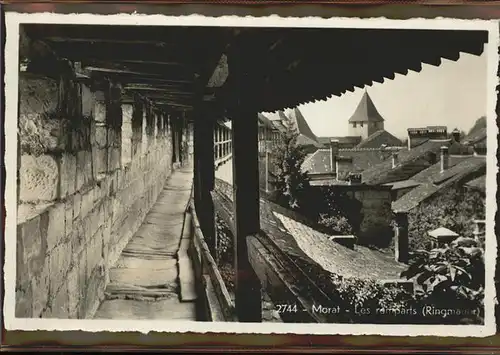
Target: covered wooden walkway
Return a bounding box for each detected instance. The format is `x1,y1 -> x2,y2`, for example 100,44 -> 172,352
94,165 -> 197,321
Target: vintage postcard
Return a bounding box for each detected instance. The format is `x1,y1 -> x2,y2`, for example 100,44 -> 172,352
3,11 -> 498,337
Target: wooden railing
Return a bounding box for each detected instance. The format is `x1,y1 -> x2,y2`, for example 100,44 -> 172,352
205,178 -> 341,323
188,193 -> 235,322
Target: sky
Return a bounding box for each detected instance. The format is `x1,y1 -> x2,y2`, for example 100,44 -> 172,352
263,47 -> 488,140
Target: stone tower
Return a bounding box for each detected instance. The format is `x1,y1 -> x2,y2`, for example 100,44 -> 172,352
347,90 -> 385,140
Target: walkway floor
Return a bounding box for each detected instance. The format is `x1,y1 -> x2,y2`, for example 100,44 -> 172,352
93,165 -> 197,321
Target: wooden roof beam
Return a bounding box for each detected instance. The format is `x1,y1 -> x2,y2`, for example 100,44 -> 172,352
124,87 -> 193,95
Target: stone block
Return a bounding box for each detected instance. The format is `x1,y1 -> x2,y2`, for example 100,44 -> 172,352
76,248 -> 88,298
90,147 -> 98,181
19,75 -> 58,116
16,229 -> 28,288
15,283 -> 33,318
95,125 -> 108,149
73,192 -> 82,221
95,148 -> 108,175
59,153 -> 77,198
46,282 -> 69,319
31,257 -> 50,318
71,223 -> 86,257
83,269 -> 105,319
81,84 -> 93,118
115,169 -> 124,189
66,265 -> 80,318
80,187 -> 96,220
18,76 -> 73,155
86,233 -> 103,281
46,202 -> 66,251
83,150 -> 94,185
94,101 -> 106,123
76,150 -> 93,191
111,199 -> 124,226
88,203 -> 104,239
18,215 -> 42,266
70,117 -> 92,152
49,242 -> 72,295
19,154 -> 59,202
107,147 -> 121,172
64,197 -> 74,238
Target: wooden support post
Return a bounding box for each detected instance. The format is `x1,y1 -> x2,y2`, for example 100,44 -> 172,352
394,212 -> 409,264
232,109 -> 262,322
193,106 -> 216,255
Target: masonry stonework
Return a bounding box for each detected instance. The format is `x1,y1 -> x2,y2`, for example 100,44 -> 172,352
16,72 -> 175,319
349,188 -> 393,247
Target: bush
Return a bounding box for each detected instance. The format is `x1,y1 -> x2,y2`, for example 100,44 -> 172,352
215,213 -> 233,263
292,237 -> 484,325
408,186 -> 485,252
318,214 -> 353,235
401,237 -> 484,324
293,256 -> 415,323
301,187 -> 360,236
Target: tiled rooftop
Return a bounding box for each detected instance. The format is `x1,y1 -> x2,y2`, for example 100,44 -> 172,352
409,155 -> 472,183
361,139 -> 454,185
272,210 -> 406,280
465,174 -> 486,194
392,155 -> 486,212
391,182 -> 440,213
258,113 -> 275,130
355,129 -> 403,149
384,179 -> 421,191
289,107 -> 322,148
213,178 -> 407,281
348,91 -> 385,123
302,148 -> 391,176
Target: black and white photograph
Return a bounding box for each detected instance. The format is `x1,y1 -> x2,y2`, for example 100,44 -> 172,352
3,12 -> 498,336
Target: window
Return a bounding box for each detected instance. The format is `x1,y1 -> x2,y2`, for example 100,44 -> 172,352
353,123 -> 357,128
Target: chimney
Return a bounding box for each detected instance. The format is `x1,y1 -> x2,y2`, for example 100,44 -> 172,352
452,128 -> 461,142
347,172 -> 362,184
330,139 -> 339,173
394,212 -> 409,263
440,146 -> 449,172
391,152 -> 399,169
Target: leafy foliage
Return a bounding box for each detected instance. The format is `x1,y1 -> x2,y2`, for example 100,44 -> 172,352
401,237 -> 484,324
293,256 -> 416,324
215,212 -> 235,292
408,186 -> 485,252
301,186 -> 360,235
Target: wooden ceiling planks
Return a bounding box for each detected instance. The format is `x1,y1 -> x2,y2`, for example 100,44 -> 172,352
21,24 -> 488,116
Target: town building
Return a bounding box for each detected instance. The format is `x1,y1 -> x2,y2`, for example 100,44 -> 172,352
317,91 -> 403,150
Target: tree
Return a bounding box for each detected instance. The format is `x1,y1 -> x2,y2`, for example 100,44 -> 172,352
273,114 -> 310,210
401,237 -> 484,324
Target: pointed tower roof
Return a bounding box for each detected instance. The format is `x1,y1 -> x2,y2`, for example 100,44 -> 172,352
288,107 -> 321,147
348,90 -> 385,123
